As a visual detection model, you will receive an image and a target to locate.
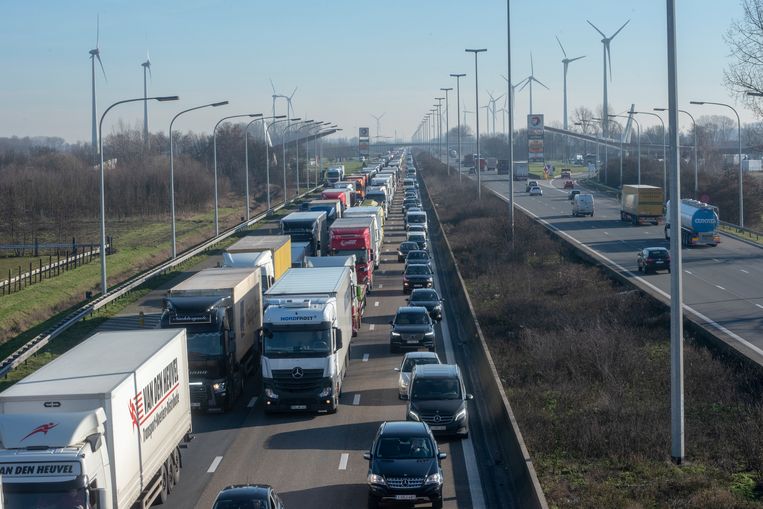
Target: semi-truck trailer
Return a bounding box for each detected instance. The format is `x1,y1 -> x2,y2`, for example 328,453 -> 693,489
261,267 -> 354,414
665,199 -> 720,247
620,185 -> 664,225
162,267 -> 262,412
223,235 -> 291,289
329,218 -> 374,292
304,255 -> 364,332
0,329 -> 192,509
300,199 -> 343,224
320,189 -> 350,211
331,214 -> 380,271
280,211 -> 329,256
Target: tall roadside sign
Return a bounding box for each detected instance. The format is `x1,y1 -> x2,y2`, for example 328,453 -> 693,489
359,127 -> 370,158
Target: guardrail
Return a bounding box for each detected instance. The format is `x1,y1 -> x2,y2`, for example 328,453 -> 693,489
0,189 -> 319,379
719,221 -> 763,244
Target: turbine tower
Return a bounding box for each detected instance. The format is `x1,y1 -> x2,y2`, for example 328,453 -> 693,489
141,51 -> 151,150
371,112 -> 385,140
555,36 -> 585,131
521,53 -> 549,115
587,19 -> 630,138
285,87 -> 297,126
89,15 -> 107,162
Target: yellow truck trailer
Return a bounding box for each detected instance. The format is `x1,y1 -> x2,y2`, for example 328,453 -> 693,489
620,185 -> 664,225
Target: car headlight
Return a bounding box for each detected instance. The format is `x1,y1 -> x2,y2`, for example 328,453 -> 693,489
455,407 -> 467,421
399,378 -> 409,389
367,473 -> 386,485
319,386 -> 333,398
425,472 -> 443,485
391,332 -> 401,337
407,409 -> 420,421
264,387 -> 279,399
211,382 -> 226,393
424,331 -> 435,337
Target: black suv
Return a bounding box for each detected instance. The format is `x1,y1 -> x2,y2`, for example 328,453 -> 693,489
397,241 -> 420,263
403,264 -> 433,293
407,364 -> 473,438
364,421 -> 446,509
404,250 -> 432,271
408,288 -> 444,321
389,306 -> 436,353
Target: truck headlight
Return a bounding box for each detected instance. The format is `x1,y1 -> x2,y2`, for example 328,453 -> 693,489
319,386 -> 333,398
424,331 -> 435,337
211,382 -> 226,393
264,388 -> 279,400
368,473 -> 386,485
425,472 -> 443,485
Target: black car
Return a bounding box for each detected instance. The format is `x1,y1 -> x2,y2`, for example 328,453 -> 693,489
212,484 -> 285,509
364,421 -> 446,509
568,189 -> 581,201
407,364 -> 473,438
408,288 -> 444,321
404,250 -> 432,271
637,247 -> 671,274
397,241 -> 420,263
389,306 -> 436,353
403,197 -> 421,213
403,264 -> 433,294
407,232 -> 428,251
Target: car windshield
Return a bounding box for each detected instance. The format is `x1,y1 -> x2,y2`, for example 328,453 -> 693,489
408,234 -> 426,243
408,215 -> 426,224
376,436 -> 434,459
395,312 -> 430,325
400,242 -> 418,251
411,378 -> 462,400
411,290 -> 438,301
402,357 -> 440,372
213,500 -> 266,509
406,265 -> 431,275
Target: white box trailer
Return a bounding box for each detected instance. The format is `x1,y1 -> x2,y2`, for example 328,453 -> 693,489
0,329 -> 192,509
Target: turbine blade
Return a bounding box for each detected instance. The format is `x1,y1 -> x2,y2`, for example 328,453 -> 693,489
290,86 -> 298,99
534,77 -> 550,90
96,53 -> 107,82
517,79 -> 530,92
380,112 -> 385,119
530,52 -> 534,74
96,14 -> 100,48
555,35 -> 567,58
587,20 -> 606,39
569,55 -> 585,63
495,94 -> 505,101
607,45 -> 613,81
611,19 -> 630,40
270,79 -> 276,94
501,74 -> 509,83
148,64 -> 152,80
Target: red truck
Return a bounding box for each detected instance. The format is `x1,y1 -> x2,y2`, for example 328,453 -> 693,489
321,189 -> 350,211
329,218 -> 374,292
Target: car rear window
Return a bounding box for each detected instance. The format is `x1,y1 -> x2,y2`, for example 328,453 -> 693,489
648,250 -> 669,259
411,290 -> 438,300
403,357 -> 440,372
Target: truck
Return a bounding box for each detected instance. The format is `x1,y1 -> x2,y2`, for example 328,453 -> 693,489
365,186 -> 390,218
330,217 -> 375,290
332,182 -> 359,206
0,329 -> 192,509
223,234 -> 292,291
320,189 -> 350,211
280,211 -> 329,256
335,213 -> 381,268
325,166 -> 344,186
291,241 -> 310,268
620,185 -> 664,225
486,157 -> 498,171
665,199 -> 720,247
260,267 -> 354,414
162,267 -> 262,412
343,204 -> 385,236
301,199 -> 342,225
304,255 -> 364,332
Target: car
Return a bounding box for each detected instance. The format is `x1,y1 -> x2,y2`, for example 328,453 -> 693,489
407,364 -> 473,438
364,421 -> 446,509
403,197 -> 421,213
389,306 -> 436,352
525,180 -> 539,192
403,263 -> 433,294
407,232 -> 428,251
404,250 -> 432,271
561,169 -> 572,179
529,186 -> 543,196
568,189 -> 581,201
563,179 -> 575,189
405,211 -> 428,231
395,352 -> 442,399
407,225 -> 427,237
211,484 -> 285,509
637,247 -> 671,274
407,288 -> 444,321
397,241 -> 419,263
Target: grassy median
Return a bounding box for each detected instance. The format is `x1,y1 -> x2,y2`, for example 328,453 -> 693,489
418,152 -> 763,508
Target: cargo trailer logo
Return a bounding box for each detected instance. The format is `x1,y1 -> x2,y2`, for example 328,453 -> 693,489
130,358 -> 181,442
21,422 -> 58,442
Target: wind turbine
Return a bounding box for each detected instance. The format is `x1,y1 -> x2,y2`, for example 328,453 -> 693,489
521,53 -> 549,115
89,15 -> 107,162
555,36 -> 585,131
371,112 -> 385,140
285,87 -> 297,124
487,92 -> 504,136
141,51 -> 151,150
587,19 -> 630,138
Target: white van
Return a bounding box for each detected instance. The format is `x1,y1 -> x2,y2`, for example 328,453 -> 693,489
572,193 -> 594,217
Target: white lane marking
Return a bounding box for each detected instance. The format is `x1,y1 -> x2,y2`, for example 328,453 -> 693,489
353,394 -> 361,405
712,258 -> 721,263
756,304 -> 763,310
207,456 -> 223,473
741,269 -> 750,274
374,301 -> 380,307
603,231 -> 609,235
378,283 -> 383,288
247,397 -> 257,408
716,285 -> 726,291
338,453 -> 349,470
369,323 -> 375,331
685,270 -> 693,275
362,353 -> 369,362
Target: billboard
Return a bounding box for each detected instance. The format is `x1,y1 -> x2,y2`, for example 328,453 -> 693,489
359,127 -> 370,157
527,114 -> 545,163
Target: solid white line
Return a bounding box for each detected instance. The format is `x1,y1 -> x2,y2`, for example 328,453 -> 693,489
756,304 -> 763,310
713,258 -> 721,263
353,394 -> 361,405
378,283 -> 383,288
369,324 -> 375,331
684,270 -> 693,275
338,453 -> 349,470
603,231 -> 609,235
716,285 -> 726,291
741,269 -> 750,274
247,397 -> 257,408
374,301 -> 380,307
362,353 -> 369,362
207,456 -> 223,473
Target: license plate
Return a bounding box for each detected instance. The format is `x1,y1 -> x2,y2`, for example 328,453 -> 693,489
406,339 -> 419,344
395,495 -> 416,500
191,402 -> 201,408
430,425 -> 446,431
290,404 -> 307,410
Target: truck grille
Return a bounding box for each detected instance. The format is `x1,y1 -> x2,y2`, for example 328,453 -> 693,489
420,413 -> 454,425
385,477 -> 425,489
272,368 -> 325,392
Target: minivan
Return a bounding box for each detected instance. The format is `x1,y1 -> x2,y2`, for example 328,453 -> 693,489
407,364 -> 473,438
572,193 -> 594,217
405,211 -> 427,231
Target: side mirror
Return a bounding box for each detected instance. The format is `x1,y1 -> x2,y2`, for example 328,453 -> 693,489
440,298 -> 446,303
389,320 -> 394,325
363,451 -> 372,460
334,328 -> 343,351
394,367 -> 400,372
437,452 -> 447,460
466,394 -> 474,400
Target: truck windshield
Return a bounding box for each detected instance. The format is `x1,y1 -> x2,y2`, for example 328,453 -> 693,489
335,249 -> 368,264
265,329 -> 331,356
187,332 -> 224,357
5,488 -> 87,509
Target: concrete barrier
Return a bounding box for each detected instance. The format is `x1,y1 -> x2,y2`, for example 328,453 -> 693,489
419,165 -> 548,509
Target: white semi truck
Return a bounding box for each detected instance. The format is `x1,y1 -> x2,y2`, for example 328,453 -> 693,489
0,329 -> 192,509
260,267 -> 354,414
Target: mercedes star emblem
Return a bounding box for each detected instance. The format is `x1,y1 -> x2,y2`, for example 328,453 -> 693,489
291,367 -> 304,379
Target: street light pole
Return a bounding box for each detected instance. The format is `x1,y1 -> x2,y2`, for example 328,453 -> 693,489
634,111 -> 667,192
280,118 -> 304,205
441,88 -> 453,176
466,48 -> 488,199
450,74 -> 466,183
99,95 -> 179,295
294,120 -> 316,194
506,0 -> 515,241
245,114 -> 283,220
265,118 -> 293,211
690,100 -> 744,226
170,100 -> 228,258
656,107 -> 698,198
435,97 -> 445,163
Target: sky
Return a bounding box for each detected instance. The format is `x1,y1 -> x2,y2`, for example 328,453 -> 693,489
0,0 -> 756,143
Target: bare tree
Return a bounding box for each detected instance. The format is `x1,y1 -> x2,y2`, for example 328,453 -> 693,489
725,0 -> 763,115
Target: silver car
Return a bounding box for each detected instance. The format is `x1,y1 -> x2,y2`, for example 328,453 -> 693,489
394,351 -> 442,399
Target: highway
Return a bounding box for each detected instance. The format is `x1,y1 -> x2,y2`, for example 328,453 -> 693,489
95,181 -> 497,508
478,171 -> 763,363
